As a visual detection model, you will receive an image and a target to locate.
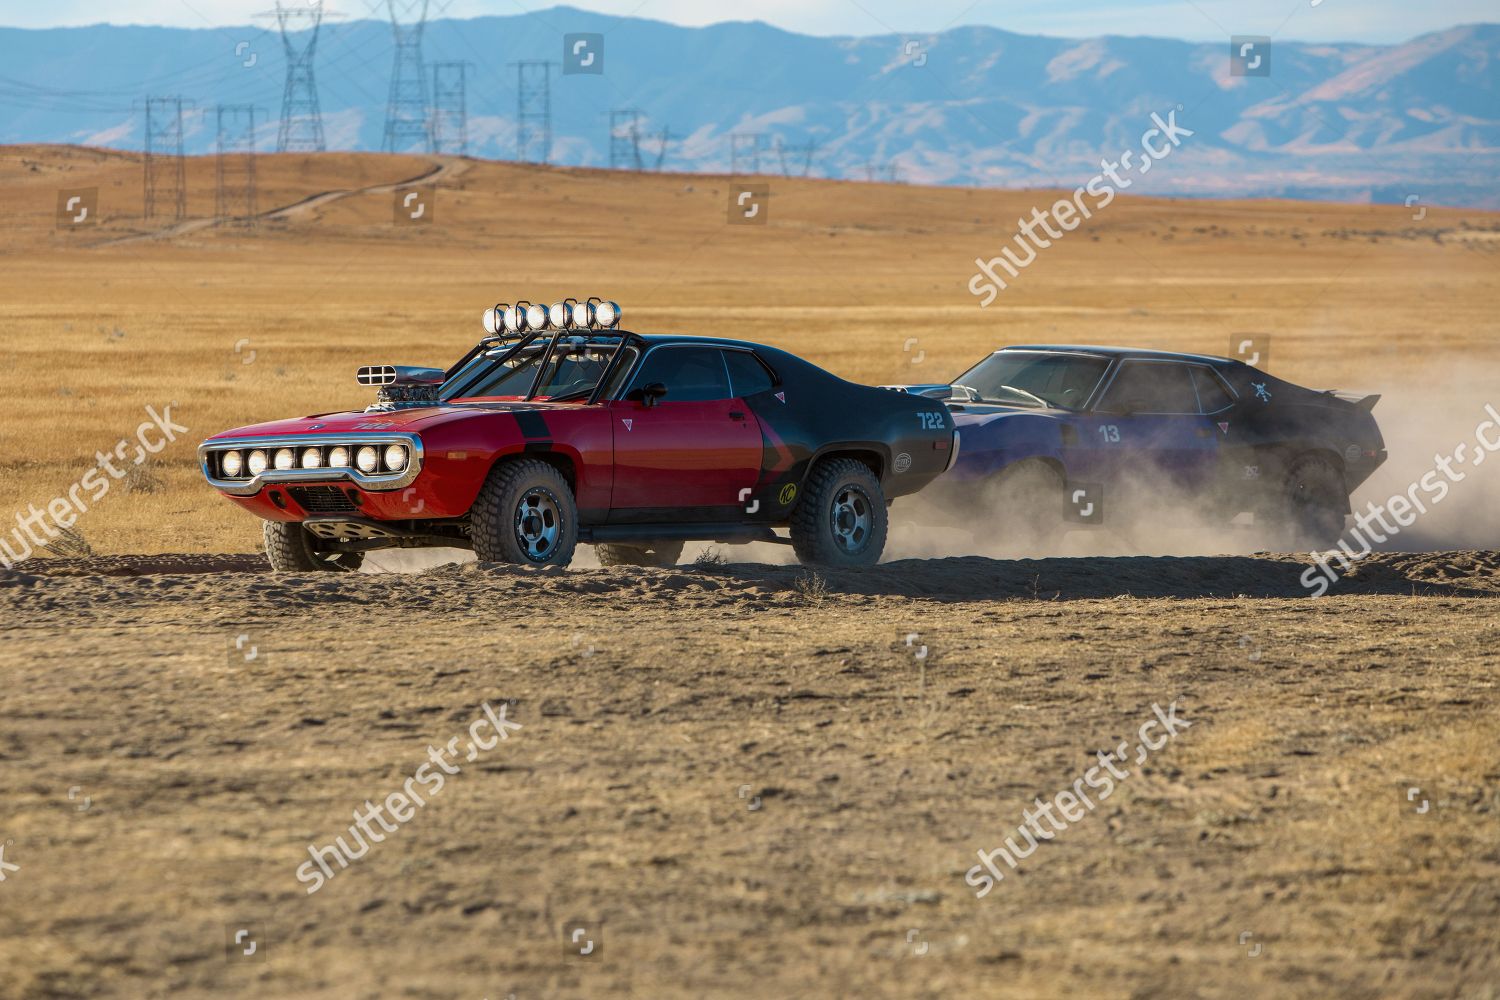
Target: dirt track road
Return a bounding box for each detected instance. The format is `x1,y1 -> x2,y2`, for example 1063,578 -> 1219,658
92,157 -> 468,246
2,552 -> 1498,999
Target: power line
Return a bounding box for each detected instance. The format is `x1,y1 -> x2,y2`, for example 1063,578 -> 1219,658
649,127 -> 673,171
431,61 -> 469,156
382,0 -> 433,153
215,104 -> 260,227
260,2 -> 339,153
512,61 -> 554,164
776,138 -> 818,178
143,96 -> 191,220
609,107 -> 642,171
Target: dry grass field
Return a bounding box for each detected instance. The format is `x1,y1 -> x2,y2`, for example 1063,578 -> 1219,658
2,145 -> 1499,999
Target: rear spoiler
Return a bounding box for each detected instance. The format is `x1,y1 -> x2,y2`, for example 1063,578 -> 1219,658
880,383 -> 955,399
1329,391 -> 1380,412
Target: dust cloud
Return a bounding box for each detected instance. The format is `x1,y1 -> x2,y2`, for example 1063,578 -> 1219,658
889,376 -> 1498,559
362,378 -> 1496,572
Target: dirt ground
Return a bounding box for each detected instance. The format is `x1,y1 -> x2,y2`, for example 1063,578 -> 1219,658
2,552 -> 1498,999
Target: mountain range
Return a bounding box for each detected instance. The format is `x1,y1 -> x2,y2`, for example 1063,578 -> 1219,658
1,8 -> 1496,206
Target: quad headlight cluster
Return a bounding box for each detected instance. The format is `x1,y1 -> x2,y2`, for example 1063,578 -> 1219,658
215,443 -> 411,480
482,297 -> 622,336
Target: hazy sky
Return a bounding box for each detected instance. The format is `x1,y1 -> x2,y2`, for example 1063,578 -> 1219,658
0,0 -> 1490,42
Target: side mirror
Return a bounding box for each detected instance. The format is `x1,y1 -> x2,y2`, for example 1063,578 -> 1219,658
628,382 -> 669,406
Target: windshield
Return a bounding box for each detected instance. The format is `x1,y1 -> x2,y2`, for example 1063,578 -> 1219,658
537,345 -> 636,400
447,340 -> 637,402
951,351 -> 1109,409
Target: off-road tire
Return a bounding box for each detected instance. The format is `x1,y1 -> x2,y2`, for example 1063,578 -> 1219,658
595,542 -> 684,568
262,520 -> 364,572
1276,454 -> 1348,549
790,458 -> 888,567
471,458 -> 579,566
984,460 -> 1064,554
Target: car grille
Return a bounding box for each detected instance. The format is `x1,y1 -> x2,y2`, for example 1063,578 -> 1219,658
289,486 -> 358,514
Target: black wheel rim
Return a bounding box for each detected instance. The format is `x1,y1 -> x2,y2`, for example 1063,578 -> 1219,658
514,487 -> 563,561
829,484 -> 873,555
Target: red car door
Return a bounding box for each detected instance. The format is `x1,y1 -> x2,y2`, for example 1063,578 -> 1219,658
607,345 -> 763,515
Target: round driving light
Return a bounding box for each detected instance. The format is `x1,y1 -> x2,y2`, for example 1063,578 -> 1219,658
569,300 -> 593,328
274,448 -> 296,471
548,301 -> 570,329
502,305 -> 521,334
483,308 -> 499,335
301,447 -> 324,469
221,450 -> 244,477
383,444 -> 409,472
247,450 -> 269,476
525,303 -> 548,331
595,300 -> 620,328
328,446 -> 351,468
356,446 -> 380,473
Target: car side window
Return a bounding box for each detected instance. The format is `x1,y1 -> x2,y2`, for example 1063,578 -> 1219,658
1098,361 -> 1199,414
1191,367 -> 1235,413
626,346 -> 732,403
722,349 -> 775,398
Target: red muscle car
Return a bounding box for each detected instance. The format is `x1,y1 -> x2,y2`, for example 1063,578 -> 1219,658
200,298 -> 958,570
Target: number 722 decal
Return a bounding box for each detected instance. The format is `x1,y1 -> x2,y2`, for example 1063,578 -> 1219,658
918,411 -> 946,430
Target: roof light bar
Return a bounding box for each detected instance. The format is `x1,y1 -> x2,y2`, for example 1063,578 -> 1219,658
503,302 -> 523,334
483,303 -> 512,336
480,298 -> 623,334
524,302 -> 549,332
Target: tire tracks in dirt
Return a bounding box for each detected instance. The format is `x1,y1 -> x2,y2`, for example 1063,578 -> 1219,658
90,156 -> 470,248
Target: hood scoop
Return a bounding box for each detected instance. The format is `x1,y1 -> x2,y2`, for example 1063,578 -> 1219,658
358,365 -> 445,407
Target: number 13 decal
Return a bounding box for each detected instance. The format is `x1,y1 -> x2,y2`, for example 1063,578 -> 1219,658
1099,424 -> 1121,443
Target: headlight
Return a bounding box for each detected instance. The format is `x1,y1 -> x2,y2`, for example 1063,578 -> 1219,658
502,305 -> 521,334
328,446 -> 351,468
569,300 -> 593,328
548,300 -> 573,329
301,447 -> 324,469
221,450 -> 244,477
247,450 -> 268,476
274,448 -> 296,471
356,446 -> 380,473
594,300 -> 620,328
524,302 -> 548,331
383,444 -> 409,472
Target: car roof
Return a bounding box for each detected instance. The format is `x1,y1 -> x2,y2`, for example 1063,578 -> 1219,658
627,332 -> 763,350
999,345 -> 1237,365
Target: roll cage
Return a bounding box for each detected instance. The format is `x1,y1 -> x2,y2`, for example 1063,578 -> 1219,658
442,329 -> 647,405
